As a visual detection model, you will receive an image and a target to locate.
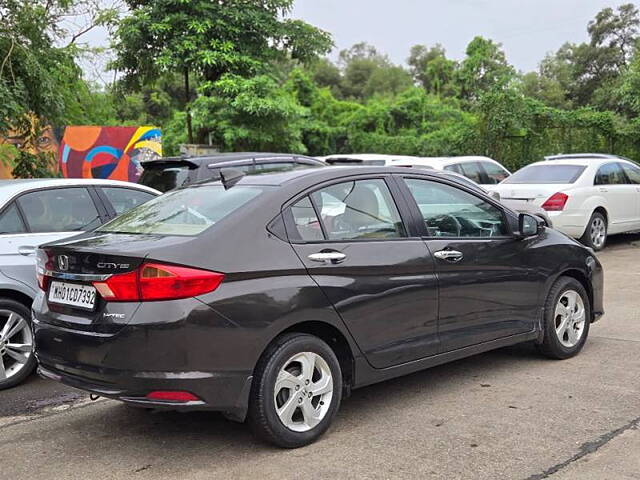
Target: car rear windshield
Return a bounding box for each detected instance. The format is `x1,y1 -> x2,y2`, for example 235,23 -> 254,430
139,163 -> 194,192
503,165 -> 586,184
97,185 -> 268,236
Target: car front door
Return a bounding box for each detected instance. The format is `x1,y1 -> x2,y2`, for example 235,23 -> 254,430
286,176 -> 439,369
0,187 -> 104,291
397,176 -> 541,352
594,162 -> 636,233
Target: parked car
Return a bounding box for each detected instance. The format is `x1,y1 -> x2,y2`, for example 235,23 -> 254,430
492,154 -> 640,250
140,153 -> 325,192
0,178 -> 159,389
325,154 -> 511,188
33,166 -> 603,448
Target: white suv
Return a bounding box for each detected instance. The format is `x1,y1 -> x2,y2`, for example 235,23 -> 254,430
492,154 -> 640,250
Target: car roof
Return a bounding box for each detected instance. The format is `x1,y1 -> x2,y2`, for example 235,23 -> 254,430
525,157 -> 638,168
0,178 -> 160,206
544,153 -> 632,162
148,152 -> 321,167
192,165 -> 479,190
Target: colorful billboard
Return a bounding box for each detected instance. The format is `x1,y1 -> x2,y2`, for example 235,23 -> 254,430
59,126 -> 162,182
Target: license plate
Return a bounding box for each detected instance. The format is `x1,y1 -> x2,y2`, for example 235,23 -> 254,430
48,281 -> 97,310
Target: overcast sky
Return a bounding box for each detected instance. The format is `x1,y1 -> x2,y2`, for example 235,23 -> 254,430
290,0 -> 628,72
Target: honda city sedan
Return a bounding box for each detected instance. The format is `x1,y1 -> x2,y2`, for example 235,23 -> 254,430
32,167 -> 603,448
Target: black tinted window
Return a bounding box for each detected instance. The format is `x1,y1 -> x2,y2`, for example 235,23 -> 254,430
458,162 -> 484,184
18,188 -> 100,233
290,196 -> 324,241
595,163 -> 627,185
0,203 -> 26,234
405,179 -> 507,238
139,165 -> 192,192
101,188 -> 156,215
504,165 -> 586,184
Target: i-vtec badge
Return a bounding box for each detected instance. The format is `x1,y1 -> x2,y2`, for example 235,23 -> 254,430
103,313 -> 125,319
97,262 -> 130,270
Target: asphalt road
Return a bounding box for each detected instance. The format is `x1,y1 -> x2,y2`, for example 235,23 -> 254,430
2,234 -> 639,480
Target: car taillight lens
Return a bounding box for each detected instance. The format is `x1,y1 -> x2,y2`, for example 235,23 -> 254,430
93,263 -> 224,302
541,192 -> 569,211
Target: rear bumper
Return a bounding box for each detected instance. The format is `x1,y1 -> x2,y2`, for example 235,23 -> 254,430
37,361 -> 252,419
548,211 -> 589,238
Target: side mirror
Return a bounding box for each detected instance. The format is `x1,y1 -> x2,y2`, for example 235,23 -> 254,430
518,213 -> 543,238
488,190 -> 501,201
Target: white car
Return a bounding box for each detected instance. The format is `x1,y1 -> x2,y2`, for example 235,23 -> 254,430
0,178 -> 159,389
491,154 -> 640,250
323,154 -> 511,188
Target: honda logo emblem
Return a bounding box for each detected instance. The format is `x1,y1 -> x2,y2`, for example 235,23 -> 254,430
58,255 -> 69,271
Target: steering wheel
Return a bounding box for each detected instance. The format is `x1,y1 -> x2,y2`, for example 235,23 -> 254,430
428,214 -> 462,237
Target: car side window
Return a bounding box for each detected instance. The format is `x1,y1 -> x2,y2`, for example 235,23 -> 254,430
458,162 -> 485,184
444,164 -> 462,175
595,163 -> 626,185
404,178 -> 508,238
101,187 -> 156,215
255,162 -> 298,173
620,163 -> 640,184
290,196 -> 324,241
481,161 -> 510,184
17,188 -> 101,233
0,203 -> 27,234
310,179 -> 406,241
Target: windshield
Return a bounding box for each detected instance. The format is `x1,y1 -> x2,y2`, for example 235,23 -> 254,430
503,165 -> 586,184
139,164 -> 194,192
98,185 -> 268,236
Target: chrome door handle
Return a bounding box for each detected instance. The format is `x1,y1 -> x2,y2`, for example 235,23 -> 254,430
434,250 -> 463,262
18,245 -> 36,256
308,252 -> 346,264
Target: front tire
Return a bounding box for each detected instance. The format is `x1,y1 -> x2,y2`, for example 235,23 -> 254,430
580,212 -> 607,251
538,277 -> 590,360
0,299 -> 36,390
248,333 -> 342,448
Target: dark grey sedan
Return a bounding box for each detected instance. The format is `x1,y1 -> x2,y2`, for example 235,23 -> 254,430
33,167 -> 603,448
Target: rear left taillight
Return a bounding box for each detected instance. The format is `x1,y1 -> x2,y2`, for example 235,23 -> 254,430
93,263 -> 224,302
541,192 -> 569,211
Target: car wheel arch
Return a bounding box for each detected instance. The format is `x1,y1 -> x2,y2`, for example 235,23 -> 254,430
256,320 -> 356,396
0,289 -> 33,309
542,268 -> 594,322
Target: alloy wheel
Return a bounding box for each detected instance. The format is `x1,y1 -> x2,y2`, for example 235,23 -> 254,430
0,310 -> 33,382
590,217 -> 606,249
273,351 -> 333,432
554,290 -> 586,348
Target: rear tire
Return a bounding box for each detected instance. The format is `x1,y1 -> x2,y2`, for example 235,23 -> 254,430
538,277 -> 590,360
580,212 -> 607,251
248,333 -> 342,448
0,298 -> 36,390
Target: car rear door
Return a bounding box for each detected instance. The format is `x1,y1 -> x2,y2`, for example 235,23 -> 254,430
594,162 -> 636,233
618,162 -> 640,229
95,186 -> 158,220
397,175 -> 541,352
285,175 -> 439,369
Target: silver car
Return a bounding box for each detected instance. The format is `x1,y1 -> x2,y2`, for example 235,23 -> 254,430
0,179 -> 159,389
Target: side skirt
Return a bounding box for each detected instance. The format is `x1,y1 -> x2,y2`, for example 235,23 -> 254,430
352,331 -> 539,389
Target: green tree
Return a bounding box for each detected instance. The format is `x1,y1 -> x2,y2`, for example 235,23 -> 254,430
407,44 -> 458,96
457,37 -> 515,102
113,0 -> 332,144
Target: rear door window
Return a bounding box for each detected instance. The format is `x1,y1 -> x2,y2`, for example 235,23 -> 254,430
619,162 -> 640,184
480,161 -> 510,184
458,162 -> 485,184
0,203 -> 27,234
290,197 -> 324,241
309,179 -> 406,241
100,187 -> 157,215
17,188 -> 101,233
595,163 -> 626,185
